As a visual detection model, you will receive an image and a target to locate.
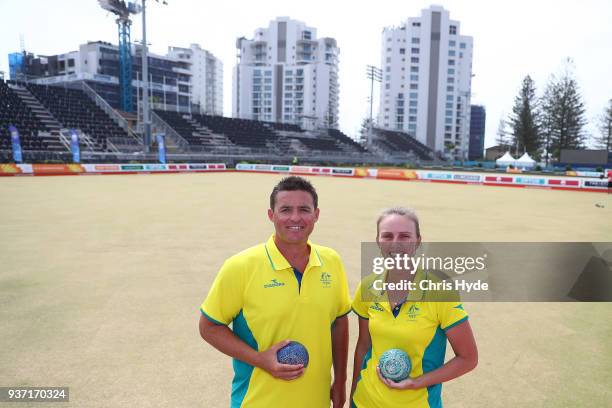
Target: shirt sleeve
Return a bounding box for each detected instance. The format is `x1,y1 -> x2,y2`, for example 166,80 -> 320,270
438,302 -> 469,332
351,281 -> 369,319
200,258 -> 245,326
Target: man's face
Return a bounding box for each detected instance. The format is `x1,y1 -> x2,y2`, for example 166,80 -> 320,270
268,190 -> 319,245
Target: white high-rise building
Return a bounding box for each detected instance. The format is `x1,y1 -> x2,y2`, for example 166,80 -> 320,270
378,5 -> 473,158
233,17 -> 340,129
167,44 -> 223,115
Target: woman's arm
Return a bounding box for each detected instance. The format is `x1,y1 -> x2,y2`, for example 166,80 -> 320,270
377,320 -> 478,390
350,317 -> 372,398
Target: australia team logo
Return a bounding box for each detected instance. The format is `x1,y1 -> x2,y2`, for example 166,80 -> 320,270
320,272 -> 332,288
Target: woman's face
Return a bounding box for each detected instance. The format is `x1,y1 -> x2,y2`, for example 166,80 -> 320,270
377,214 -> 421,258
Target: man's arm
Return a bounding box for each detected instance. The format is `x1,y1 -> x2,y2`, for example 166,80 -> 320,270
330,315 -> 349,408
199,314 -> 304,380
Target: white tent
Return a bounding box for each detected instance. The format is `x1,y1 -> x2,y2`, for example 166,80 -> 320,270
496,152 -> 516,167
516,152 -> 536,169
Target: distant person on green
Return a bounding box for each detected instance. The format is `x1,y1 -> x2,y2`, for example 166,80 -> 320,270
199,176 -> 351,407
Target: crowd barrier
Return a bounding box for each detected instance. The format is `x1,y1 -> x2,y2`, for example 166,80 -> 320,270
0,163 -> 226,176
235,163 -> 609,193
1,162 -> 607,193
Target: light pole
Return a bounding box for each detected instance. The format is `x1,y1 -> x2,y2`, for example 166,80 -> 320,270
366,65 -> 382,145
140,0 -> 168,153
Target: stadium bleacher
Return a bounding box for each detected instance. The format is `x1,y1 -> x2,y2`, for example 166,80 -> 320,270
373,128 -> 434,160
0,79 -> 60,153
25,82 -> 134,152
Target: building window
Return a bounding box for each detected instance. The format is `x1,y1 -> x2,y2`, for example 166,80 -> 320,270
450,25 -> 457,35
447,95 -> 453,101
447,77 -> 454,83
254,69 -> 261,76
445,118 -> 453,124
448,68 -> 455,75
412,22 -> 421,27
386,66 -> 391,72
410,66 -> 418,73
285,70 -> 293,75
411,57 -> 419,63
409,92 -> 418,99
447,86 -> 454,92
409,101 -> 417,107
411,38 -> 420,44
264,70 -> 272,76
448,60 -> 455,66
409,108 -> 417,114
410,84 -> 418,90
411,48 -> 419,54
399,48 -> 405,54
449,50 -> 456,56
386,57 -> 391,63
460,42 -> 466,49
446,102 -> 453,109
410,75 -> 418,81
446,110 -> 453,116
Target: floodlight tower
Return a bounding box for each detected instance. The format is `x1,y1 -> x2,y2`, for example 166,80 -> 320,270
98,0 -> 142,113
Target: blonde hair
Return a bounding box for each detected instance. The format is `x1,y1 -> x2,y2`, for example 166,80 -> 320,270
376,207 -> 421,238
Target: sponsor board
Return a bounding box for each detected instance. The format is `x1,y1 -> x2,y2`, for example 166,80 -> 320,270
208,164 -> 226,170
144,164 -> 167,171
290,166 -> 310,173
583,180 -> 608,189
121,165 -> 144,171
0,164 -> 22,174
514,177 -> 546,185
254,164 -> 272,171
332,168 -> 353,175
167,164 -> 189,170
235,163 -> 254,170
272,166 -> 290,172
93,164 -> 121,171
423,172 -> 453,180
376,169 -> 417,180
453,174 -> 481,182
189,164 -> 209,170
484,176 -> 514,183
32,164 -> 84,174
547,179 -> 580,187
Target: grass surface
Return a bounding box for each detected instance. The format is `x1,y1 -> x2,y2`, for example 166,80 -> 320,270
1,172 -> 611,407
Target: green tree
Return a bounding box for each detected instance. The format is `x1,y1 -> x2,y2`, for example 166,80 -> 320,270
540,62 -> 587,160
509,75 -> 540,158
594,99 -> 612,152
495,116 -> 512,149
359,117 -> 375,144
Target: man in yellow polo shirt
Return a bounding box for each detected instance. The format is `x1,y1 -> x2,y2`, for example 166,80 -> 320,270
199,176 -> 351,408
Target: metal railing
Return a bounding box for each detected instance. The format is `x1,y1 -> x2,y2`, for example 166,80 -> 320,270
79,81 -> 142,145
151,110 -> 189,149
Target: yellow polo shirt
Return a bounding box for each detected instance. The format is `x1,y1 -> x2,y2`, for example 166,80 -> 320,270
351,270 -> 468,408
201,235 -> 351,408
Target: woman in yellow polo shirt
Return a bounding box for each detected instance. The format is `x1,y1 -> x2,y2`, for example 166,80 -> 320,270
350,207 -> 478,408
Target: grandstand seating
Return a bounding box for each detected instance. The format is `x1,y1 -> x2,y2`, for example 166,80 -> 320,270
373,128 -> 434,160
0,79 -> 69,155
25,82 -> 134,152
192,114 -> 276,148
327,128 -> 368,153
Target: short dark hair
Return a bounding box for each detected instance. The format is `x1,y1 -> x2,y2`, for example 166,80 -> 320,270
270,176 -> 318,210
